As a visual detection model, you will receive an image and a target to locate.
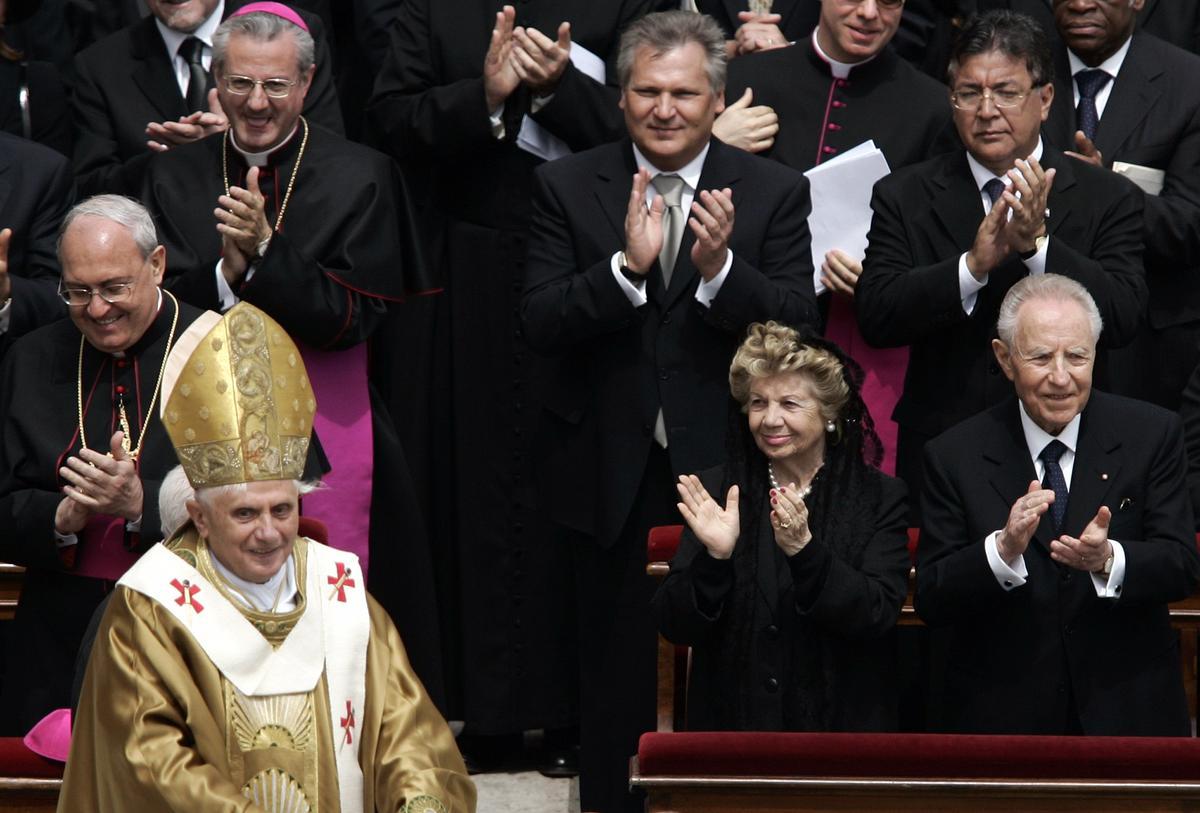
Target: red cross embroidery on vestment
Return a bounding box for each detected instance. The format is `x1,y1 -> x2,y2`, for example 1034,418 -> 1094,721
170,578 -> 204,613
327,562 -> 356,602
340,700 -> 355,745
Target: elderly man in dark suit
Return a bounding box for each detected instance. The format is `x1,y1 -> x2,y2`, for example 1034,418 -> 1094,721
0,132 -> 74,356
1037,0 -> 1200,411
522,10 -> 816,810
71,0 -> 342,197
856,9 -> 1146,512
917,273 -> 1200,735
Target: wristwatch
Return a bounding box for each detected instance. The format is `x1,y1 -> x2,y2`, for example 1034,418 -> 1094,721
1019,233 -> 1048,261
617,251 -> 644,284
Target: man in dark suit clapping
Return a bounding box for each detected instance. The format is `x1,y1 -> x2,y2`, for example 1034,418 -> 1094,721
522,10 -> 817,810
917,273 -> 1200,736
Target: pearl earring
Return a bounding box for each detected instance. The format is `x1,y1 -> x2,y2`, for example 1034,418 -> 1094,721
825,420 -> 836,433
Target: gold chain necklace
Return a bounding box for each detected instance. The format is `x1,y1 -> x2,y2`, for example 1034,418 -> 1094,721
222,116 -> 309,236
76,289 -> 181,461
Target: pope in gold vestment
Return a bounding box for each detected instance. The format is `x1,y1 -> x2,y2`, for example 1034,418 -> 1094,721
58,528 -> 475,813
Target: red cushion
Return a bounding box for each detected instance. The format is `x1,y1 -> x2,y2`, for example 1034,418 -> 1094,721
638,732 -> 1200,781
0,738 -> 64,779
648,525 -> 684,564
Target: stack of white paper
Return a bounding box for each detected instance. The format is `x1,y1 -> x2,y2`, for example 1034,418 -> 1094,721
804,140 -> 891,295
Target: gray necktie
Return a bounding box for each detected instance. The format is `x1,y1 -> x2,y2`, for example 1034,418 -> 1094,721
179,36 -> 208,113
652,174 -> 685,287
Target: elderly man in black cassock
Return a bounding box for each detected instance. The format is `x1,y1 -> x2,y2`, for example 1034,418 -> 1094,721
139,2 -> 446,708
0,194 -> 208,734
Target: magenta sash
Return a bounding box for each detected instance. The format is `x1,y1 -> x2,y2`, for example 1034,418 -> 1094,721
73,515 -> 140,581
825,295 -> 907,476
298,343 -> 374,577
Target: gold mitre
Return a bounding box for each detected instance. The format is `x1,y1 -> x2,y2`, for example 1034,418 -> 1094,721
160,302 -> 316,487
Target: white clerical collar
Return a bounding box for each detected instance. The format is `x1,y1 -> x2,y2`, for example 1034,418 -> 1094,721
208,548 -> 299,613
155,0 -> 224,62
1067,35 -> 1132,82
966,137 -> 1045,194
1018,399 -> 1081,463
631,141 -> 709,200
811,27 -> 877,79
230,124 -> 300,167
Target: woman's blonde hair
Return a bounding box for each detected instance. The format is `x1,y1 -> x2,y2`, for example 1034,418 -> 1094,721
729,322 -> 849,424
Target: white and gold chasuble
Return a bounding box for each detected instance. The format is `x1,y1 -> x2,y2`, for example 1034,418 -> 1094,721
119,535 -> 369,813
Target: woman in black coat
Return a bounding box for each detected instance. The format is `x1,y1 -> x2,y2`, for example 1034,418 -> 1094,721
653,321 -> 910,731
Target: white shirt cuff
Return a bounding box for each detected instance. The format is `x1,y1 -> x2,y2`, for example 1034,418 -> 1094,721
0,295 -> 10,335
1022,236 -> 1049,276
693,250 -> 733,307
985,530 -> 1028,590
611,252 -> 648,306
489,105 -> 505,140
1090,539 -> 1125,598
958,252 -> 987,315
216,259 -> 240,311
54,528 -> 79,549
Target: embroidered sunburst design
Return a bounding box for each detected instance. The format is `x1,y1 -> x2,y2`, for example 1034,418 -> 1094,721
404,795 -> 448,813
230,691 -> 314,752
243,768 -> 312,813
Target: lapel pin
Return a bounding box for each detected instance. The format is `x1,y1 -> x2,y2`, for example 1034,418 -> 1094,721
1100,473 -> 1108,480
1119,497 -> 1132,510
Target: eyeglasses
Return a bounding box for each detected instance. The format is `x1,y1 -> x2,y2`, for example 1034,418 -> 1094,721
58,280 -> 137,307
221,75 -> 297,98
951,85 -> 1042,111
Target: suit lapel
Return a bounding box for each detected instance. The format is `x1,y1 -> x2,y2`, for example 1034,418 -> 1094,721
1062,402 -> 1118,537
130,15 -> 188,121
1043,147 -> 1077,236
1045,46 -> 1077,148
931,154 -> 986,258
984,403 -> 1045,548
0,151 -> 11,217
593,143 -> 671,300
1095,36 -> 1161,160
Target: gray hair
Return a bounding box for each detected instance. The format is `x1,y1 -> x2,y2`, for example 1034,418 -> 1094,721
617,10 -> 727,92
193,478 -> 320,508
212,11 -> 316,77
57,195 -> 159,262
159,465 -> 195,538
996,275 -> 1103,347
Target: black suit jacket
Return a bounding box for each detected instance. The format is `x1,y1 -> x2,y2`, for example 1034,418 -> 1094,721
1045,33 -> 1200,332
522,138 -> 818,546
0,132 -> 73,355
70,1 -> 344,197
856,146 -> 1146,490
917,392 -> 1200,735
